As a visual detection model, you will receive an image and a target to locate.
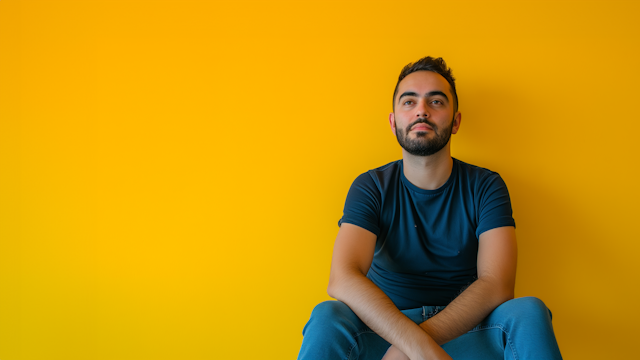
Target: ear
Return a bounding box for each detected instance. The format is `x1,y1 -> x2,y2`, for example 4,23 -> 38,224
389,112 -> 396,135
451,111 -> 462,134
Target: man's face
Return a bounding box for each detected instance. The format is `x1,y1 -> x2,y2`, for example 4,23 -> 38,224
390,71 -> 461,156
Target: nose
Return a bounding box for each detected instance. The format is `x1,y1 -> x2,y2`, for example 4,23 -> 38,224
416,100 -> 429,118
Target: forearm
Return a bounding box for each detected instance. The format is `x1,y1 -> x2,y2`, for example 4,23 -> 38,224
328,272 -> 448,360
419,277 -> 514,345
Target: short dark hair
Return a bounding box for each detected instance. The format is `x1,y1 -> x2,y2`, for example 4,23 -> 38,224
392,56 -> 458,113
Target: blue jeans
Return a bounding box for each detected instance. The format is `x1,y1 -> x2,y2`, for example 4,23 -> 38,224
298,297 -> 562,360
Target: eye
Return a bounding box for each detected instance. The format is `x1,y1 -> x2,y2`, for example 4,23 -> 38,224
403,100 -> 414,105
430,99 -> 443,105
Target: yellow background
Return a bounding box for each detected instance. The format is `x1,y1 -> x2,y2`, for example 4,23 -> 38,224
1,0 -> 639,359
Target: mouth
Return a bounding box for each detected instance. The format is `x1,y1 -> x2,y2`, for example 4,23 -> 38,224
410,123 -> 434,132
407,118 -> 436,133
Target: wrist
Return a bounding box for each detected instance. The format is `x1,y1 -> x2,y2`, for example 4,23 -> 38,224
406,330 -> 442,360
419,318 -> 446,346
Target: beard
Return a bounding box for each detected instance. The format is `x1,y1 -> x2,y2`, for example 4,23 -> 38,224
395,117 -> 454,156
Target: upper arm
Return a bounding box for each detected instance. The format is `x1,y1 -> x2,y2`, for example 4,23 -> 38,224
477,226 -> 517,298
327,223 -> 377,296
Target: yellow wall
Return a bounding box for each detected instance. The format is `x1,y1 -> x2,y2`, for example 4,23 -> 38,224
1,0 -> 639,359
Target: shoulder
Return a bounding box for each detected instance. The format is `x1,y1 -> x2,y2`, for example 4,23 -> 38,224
454,158 -> 501,180
344,160 -> 403,213
454,159 -> 516,235
454,158 -> 507,188
352,160 -> 403,191
341,161 -> 402,234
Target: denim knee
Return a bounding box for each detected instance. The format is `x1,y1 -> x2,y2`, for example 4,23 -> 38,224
303,301 -> 362,336
299,301 -> 389,360
512,296 -> 550,316
311,300 -> 356,321
495,296 -> 552,325
478,297 -> 562,359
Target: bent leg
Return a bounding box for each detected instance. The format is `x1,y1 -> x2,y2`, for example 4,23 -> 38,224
297,301 -> 427,360
297,300 -> 391,360
442,296 -> 562,360
487,296 -> 562,360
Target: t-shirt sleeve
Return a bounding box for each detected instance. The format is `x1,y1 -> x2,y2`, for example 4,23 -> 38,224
475,173 -> 516,238
338,172 -> 381,236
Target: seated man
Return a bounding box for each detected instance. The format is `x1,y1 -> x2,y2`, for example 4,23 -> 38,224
298,57 -> 562,360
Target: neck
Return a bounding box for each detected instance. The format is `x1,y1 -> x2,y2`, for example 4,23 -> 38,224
401,146 -> 453,190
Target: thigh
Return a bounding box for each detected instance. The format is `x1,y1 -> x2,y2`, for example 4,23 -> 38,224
299,301 -> 391,360
442,327 -> 506,360
442,297 -> 560,360
299,302 -> 430,360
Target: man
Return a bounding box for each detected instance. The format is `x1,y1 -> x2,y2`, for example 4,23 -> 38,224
297,57 -> 562,360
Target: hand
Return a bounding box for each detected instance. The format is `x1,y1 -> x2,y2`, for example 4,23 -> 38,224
382,344 -> 454,360
381,345 -> 410,360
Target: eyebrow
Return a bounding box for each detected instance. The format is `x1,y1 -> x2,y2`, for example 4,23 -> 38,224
398,91 -> 449,104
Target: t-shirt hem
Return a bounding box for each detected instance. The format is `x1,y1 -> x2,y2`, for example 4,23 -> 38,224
338,218 -> 380,236
476,220 -> 516,239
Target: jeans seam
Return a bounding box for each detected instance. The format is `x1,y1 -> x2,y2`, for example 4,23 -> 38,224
467,324 -> 518,360
346,328 -> 376,360
423,306 -> 444,322
428,307 -> 441,318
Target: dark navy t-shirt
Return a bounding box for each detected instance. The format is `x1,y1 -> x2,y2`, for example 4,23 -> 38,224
338,158 -> 515,309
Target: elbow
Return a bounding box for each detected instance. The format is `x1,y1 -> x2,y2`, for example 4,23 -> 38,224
502,277 -> 516,302
327,283 -> 335,299
327,271 -> 353,300
497,283 -> 515,304
503,288 -> 515,302
479,277 -> 514,305
326,276 -> 340,299
327,267 -> 367,300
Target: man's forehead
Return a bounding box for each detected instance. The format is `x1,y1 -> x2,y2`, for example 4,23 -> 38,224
396,70 -> 451,97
